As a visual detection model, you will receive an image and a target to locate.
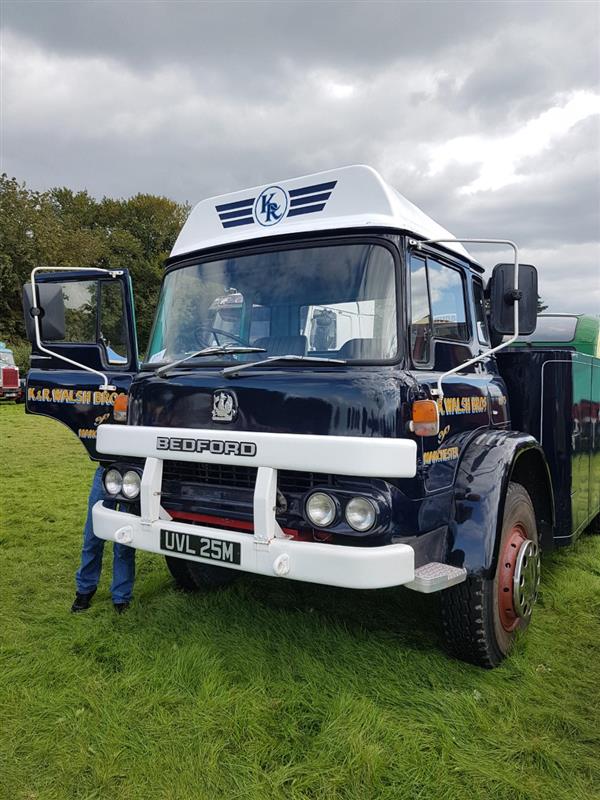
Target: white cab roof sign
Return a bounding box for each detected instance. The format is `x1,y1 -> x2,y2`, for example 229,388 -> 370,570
171,165 -> 472,261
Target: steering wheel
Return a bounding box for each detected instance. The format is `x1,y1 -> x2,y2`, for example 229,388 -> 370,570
192,325 -> 251,348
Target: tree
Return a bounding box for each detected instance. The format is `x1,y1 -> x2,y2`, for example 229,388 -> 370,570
0,174 -> 190,362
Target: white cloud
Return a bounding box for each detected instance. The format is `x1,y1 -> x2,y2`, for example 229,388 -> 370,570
464,241 -> 600,315
322,78 -> 357,100
427,91 -> 600,194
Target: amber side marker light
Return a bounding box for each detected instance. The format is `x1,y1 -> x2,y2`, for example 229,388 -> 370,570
113,393 -> 128,423
410,399 -> 440,437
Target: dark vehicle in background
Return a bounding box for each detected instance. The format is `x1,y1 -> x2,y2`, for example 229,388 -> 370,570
0,342 -> 23,402
21,166 -> 600,667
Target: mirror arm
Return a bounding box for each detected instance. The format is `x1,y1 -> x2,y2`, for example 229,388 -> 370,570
409,238 -> 520,399
30,266 -> 124,390
504,289 -> 522,303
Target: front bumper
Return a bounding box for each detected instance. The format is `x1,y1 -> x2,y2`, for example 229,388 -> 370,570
93,424 -> 419,589
93,502 -> 415,589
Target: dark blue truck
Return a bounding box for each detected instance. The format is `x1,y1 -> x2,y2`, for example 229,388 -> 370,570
22,166 -> 600,667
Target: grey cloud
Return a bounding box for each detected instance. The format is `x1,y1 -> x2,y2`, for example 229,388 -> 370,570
3,1 -> 598,134
451,25 -> 599,123
2,1 -> 598,315
1,1 -> 562,69
466,242 -> 600,316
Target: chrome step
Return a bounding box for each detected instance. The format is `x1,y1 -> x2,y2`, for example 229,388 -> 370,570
405,562 -> 467,594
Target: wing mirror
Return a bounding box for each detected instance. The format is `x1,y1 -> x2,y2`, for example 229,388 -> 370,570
22,282 -> 66,343
487,262 -> 538,337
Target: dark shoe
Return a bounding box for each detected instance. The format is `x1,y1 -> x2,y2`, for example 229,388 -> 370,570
113,602 -> 130,614
71,589 -> 96,613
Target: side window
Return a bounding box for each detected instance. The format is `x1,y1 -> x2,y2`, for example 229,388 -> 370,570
472,279 -> 490,345
410,255 -> 432,364
300,301 -> 377,353
99,281 -> 129,364
45,279 -> 129,365
427,259 -> 469,341
48,281 -> 97,343
249,304 -> 271,343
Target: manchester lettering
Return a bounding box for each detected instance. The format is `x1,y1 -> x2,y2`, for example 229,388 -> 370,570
423,446 -> 460,465
156,436 -> 257,457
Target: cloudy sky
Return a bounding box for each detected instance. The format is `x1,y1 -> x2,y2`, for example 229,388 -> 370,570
2,0 -> 599,313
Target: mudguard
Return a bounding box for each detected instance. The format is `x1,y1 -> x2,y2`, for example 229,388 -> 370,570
448,430 -> 554,578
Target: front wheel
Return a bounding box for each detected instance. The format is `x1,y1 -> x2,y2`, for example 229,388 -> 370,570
587,513 -> 600,535
440,482 -> 540,668
165,556 -> 240,592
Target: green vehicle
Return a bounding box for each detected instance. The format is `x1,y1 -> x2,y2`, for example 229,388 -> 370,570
517,313 -> 600,356
498,314 -> 600,541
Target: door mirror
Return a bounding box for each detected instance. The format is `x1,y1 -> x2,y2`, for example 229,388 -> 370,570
488,262 -> 538,337
22,283 -> 66,342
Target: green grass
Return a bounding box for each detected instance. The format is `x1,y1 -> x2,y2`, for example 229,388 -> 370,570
1,403 -> 599,800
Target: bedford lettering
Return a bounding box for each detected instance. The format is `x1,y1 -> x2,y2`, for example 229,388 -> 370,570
156,436 -> 257,457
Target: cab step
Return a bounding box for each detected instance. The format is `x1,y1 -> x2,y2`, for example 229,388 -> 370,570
405,562 -> 467,594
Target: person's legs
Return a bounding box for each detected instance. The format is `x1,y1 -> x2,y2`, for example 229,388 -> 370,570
75,467 -> 105,598
111,543 -> 136,606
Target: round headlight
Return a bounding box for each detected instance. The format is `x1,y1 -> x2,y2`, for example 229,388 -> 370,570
345,497 -> 377,532
305,492 -> 337,527
104,468 -> 123,496
121,470 -> 141,499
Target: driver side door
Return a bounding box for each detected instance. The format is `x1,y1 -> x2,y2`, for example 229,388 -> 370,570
23,269 -> 138,460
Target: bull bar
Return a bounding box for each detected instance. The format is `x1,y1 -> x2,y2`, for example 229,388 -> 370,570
92,424 -> 419,590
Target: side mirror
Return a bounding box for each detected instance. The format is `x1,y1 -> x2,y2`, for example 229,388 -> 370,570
22,283 -> 66,343
488,262 -> 538,337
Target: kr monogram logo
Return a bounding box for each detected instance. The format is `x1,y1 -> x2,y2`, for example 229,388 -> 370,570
254,185 -> 288,226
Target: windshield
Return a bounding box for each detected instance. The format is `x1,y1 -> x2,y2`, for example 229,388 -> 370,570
146,243 -> 398,365
518,315 -> 577,343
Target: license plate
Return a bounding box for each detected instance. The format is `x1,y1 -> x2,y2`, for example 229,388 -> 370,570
160,529 -> 241,565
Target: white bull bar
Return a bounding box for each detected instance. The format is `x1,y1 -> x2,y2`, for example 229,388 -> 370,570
92,425 -> 418,589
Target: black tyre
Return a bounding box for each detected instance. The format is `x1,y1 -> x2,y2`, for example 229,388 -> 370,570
587,514 -> 600,535
165,555 -> 240,592
440,482 -> 540,668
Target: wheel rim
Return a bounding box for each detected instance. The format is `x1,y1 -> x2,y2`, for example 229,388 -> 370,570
498,524 -> 541,632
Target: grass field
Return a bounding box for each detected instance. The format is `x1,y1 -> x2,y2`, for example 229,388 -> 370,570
1,403 -> 599,800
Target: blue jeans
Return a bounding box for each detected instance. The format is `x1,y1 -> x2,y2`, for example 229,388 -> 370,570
75,467 -> 135,603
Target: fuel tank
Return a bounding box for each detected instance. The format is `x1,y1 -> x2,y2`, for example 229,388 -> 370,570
128,365 -> 414,439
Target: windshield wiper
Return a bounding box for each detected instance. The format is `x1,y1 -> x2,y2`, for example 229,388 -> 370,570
155,345 -> 266,378
222,354 -> 347,379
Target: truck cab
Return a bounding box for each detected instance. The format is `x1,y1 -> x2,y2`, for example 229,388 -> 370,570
22,166 -> 599,668
0,342 -> 23,402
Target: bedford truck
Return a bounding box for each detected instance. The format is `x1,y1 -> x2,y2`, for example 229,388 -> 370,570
22,166 -> 600,667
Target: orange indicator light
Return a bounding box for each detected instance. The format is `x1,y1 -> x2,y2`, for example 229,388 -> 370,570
113,394 -> 128,423
410,399 -> 440,437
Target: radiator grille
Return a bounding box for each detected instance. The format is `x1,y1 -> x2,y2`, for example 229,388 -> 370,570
1,367 -> 19,389
161,460 -> 333,495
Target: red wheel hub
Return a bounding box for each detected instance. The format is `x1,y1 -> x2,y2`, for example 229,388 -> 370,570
498,524 -> 528,632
